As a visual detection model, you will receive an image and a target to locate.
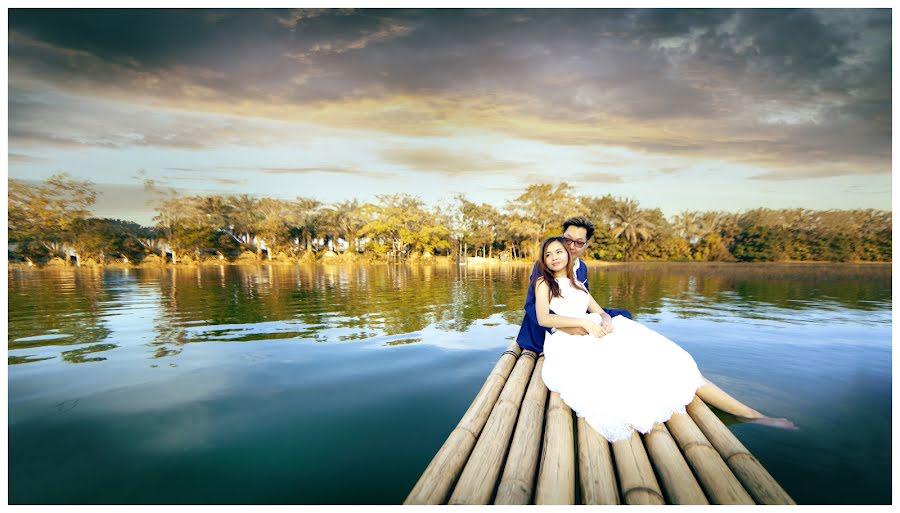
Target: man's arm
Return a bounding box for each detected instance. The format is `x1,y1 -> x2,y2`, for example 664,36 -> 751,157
534,279 -> 608,338
587,294 -> 614,332
525,261 -> 589,336
523,262 -> 551,331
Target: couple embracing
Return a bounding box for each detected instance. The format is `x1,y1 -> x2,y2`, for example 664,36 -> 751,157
514,217 -> 794,443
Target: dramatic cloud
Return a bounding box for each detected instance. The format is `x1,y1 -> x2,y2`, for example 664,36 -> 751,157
14,8 -> 889,180
6,8 -> 891,219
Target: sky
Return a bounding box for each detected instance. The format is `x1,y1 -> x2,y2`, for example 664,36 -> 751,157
7,7 -> 893,225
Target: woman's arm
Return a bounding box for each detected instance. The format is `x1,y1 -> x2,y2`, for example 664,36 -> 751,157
586,291 -> 615,332
534,279 -> 606,336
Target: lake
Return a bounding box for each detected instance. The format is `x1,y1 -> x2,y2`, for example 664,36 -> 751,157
7,261 -> 891,504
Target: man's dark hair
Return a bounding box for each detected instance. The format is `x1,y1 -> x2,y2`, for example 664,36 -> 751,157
562,216 -> 595,240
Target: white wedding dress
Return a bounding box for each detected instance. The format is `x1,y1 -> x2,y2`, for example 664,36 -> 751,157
540,277 -> 705,443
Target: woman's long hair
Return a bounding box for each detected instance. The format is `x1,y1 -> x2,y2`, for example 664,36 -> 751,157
532,236 -> 586,299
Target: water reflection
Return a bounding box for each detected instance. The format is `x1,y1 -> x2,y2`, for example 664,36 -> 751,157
588,263 -> 891,322
8,267 -> 112,349
7,262 -> 891,366
6,261 -> 892,505
60,343 -> 118,363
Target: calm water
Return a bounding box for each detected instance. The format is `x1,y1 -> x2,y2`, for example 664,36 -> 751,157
7,262 -> 891,504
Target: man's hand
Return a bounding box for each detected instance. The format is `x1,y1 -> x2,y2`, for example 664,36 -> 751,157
557,326 -> 589,336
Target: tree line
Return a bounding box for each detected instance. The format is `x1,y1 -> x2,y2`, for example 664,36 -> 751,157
8,174 -> 892,266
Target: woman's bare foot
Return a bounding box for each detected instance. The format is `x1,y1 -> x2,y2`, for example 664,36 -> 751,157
739,415 -> 798,430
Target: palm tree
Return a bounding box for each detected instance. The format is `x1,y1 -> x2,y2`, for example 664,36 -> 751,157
332,199 -> 364,253
672,210 -> 702,243
610,199 -> 655,260
227,194 -> 262,248
294,197 -> 323,253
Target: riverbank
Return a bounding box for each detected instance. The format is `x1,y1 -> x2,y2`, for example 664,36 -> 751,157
8,254 -> 891,270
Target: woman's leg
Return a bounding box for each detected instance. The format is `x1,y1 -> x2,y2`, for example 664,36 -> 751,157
696,378 -> 763,418
697,377 -> 797,429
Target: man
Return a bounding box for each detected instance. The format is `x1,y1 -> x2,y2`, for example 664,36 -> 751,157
516,216 -> 632,353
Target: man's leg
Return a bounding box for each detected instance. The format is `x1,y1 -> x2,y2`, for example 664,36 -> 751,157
605,308 -> 632,319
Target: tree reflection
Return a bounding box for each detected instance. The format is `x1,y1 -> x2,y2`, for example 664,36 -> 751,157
8,355 -> 54,365
8,267 -> 111,352
60,343 -> 118,363
8,262 -> 891,367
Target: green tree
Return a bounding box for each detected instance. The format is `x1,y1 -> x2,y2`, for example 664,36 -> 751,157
610,199 -> 655,260
9,173 -> 97,265
672,210 -> 702,243
70,218 -> 148,265
731,211 -> 792,262
153,195 -> 219,263
226,194 -> 263,253
451,195 -> 501,258
293,198 -> 324,254
495,212 -> 532,260
506,183 -> 584,258
255,198 -> 299,260
360,194 -> 450,258
321,199 -> 365,254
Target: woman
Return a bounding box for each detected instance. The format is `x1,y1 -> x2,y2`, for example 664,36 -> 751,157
531,237 -> 794,442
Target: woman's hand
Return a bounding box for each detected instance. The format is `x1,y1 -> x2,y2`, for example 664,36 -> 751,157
600,314 -> 614,333
582,319 -> 609,338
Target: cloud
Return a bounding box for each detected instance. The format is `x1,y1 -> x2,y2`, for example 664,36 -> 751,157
209,165 -> 396,180
7,9 -> 891,181
840,184 -> 889,195
570,173 -> 625,184
657,166 -> 683,175
380,147 -> 524,175
8,86 -> 321,151
9,128 -> 118,149
748,159 -> 889,181
8,153 -> 50,164
275,8 -> 356,29
284,17 -> 416,66
485,186 -> 530,194
258,166 -> 394,179
163,175 -> 247,186
310,19 -> 415,55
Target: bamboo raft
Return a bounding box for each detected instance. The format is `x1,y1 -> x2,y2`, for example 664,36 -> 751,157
405,342 -> 795,505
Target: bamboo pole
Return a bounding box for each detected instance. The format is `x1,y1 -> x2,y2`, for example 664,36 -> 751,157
665,410 -> 755,504
687,397 -> 796,505
494,355 -> 549,505
611,430 -> 665,505
576,417 -> 619,505
449,350 -> 538,504
534,391 -> 575,505
404,342 -> 522,505
642,422 -> 708,504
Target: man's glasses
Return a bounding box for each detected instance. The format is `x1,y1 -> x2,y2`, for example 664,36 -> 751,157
564,237 -> 587,248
